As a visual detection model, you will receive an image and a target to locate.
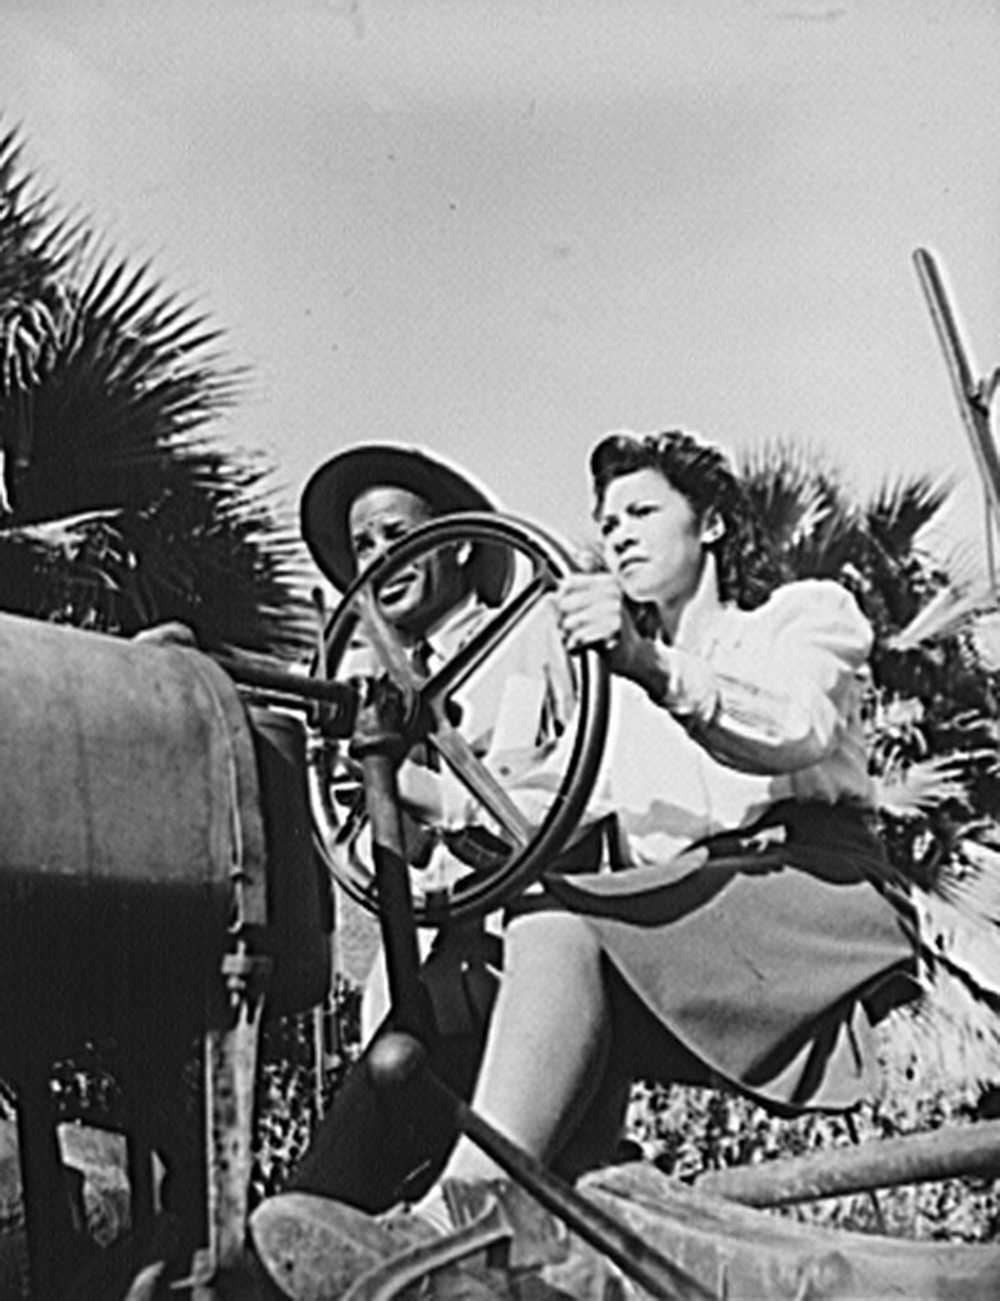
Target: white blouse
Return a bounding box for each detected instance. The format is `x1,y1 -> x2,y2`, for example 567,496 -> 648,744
596,578 -> 875,866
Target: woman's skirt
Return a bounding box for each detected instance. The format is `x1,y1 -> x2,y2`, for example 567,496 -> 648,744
522,801 -> 918,1113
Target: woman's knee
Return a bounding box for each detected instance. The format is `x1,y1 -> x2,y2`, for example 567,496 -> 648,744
504,911 -> 603,983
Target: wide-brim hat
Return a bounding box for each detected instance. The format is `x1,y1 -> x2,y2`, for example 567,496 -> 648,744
301,443 -> 513,603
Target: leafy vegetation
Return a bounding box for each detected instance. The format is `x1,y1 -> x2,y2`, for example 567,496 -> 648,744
625,1077 -> 1000,1242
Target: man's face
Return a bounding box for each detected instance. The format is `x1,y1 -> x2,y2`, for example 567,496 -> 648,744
348,485 -> 469,636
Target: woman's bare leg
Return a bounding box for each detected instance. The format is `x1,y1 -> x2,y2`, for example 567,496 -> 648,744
436,910 -> 612,1185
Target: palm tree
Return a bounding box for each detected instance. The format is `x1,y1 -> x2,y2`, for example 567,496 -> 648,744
0,122 -> 313,659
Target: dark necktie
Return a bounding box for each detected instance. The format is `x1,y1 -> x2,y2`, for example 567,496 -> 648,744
409,639 -> 438,769
410,638 -> 434,680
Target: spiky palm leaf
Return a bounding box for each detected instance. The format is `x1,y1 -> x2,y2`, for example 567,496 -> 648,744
874,751 -> 979,821
742,442 -> 952,635
885,848 -> 1000,1097
859,477 -> 953,638
864,476 -> 952,560
0,123 -> 313,657
740,440 -> 860,583
0,129 -> 73,343
888,547 -> 998,654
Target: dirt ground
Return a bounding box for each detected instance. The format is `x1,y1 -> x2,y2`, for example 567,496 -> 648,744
0,1119 -> 133,1297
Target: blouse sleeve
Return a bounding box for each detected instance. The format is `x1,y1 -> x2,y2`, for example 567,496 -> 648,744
662,580 -> 873,775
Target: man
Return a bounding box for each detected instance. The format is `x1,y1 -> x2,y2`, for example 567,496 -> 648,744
302,441 -> 512,634
281,442 -> 573,1209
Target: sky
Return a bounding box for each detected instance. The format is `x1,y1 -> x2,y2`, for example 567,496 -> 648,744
3,0 -> 1000,566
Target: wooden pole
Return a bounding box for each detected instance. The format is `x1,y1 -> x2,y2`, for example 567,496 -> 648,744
695,1118 -> 1000,1207
913,247 -> 1000,529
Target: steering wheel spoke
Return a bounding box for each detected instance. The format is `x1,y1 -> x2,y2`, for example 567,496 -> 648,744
423,568 -> 557,706
428,719 -> 533,847
355,587 -> 423,697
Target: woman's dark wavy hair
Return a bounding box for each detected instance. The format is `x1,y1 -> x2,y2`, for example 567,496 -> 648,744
590,429 -> 781,617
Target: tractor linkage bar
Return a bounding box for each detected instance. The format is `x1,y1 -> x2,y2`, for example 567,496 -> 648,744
213,653 -> 358,737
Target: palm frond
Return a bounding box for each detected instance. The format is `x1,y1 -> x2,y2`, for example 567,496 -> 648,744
0,119 -> 312,658
3,508 -> 123,555
740,439 -> 854,573
939,838 -> 1000,923
889,583 -> 999,652
873,751 -> 981,819
969,610 -> 1000,672
741,441 -> 836,544
878,971 -> 1000,1100
0,129 -> 78,400
864,475 -> 952,560
914,885 -> 1000,997
879,867 -> 1000,1099
888,541 -> 999,651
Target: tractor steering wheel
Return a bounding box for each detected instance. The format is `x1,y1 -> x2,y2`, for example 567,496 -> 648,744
307,512 -> 610,926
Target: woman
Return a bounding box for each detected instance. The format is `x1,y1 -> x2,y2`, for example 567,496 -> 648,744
252,429 -> 917,1292
416,427 -> 917,1196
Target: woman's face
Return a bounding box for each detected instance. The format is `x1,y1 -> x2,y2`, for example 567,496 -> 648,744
597,468 -> 711,612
